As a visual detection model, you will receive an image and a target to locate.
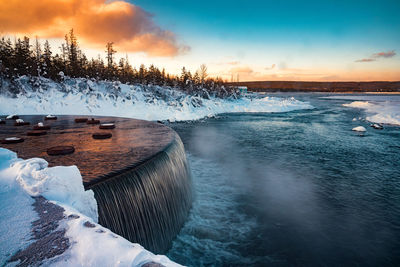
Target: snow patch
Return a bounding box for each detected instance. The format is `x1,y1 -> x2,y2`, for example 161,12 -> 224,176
352,126 -> 366,132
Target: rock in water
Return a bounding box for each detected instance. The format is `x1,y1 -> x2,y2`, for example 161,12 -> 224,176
352,126 -> 366,132
371,123 -> 383,130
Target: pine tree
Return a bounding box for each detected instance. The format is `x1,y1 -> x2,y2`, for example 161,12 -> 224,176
0,32 -> 228,98
199,64 -> 208,88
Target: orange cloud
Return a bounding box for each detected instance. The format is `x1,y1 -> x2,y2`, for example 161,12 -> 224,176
264,64 -> 276,70
0,0 -> 186,56
355,58 -> 376,63
373,50 -> 396,58
230,66 -> 254,74
355,50 -> 396,63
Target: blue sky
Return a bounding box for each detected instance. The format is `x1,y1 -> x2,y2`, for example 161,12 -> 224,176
130,0 -> 400,81
2,0 -> 398,81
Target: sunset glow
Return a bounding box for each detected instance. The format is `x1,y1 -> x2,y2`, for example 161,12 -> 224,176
1,0 -> 399,81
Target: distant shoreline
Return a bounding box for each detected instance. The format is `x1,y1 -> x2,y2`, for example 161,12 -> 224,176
227,81 -> 400,93
257,91 -> 400,95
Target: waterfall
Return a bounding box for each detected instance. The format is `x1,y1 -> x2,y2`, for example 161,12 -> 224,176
86,133 -> 193,253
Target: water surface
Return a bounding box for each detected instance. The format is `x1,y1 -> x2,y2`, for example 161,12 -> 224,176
168,93 -> 400,266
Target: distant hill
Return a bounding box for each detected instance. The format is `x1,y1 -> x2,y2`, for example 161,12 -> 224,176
227,81 -> 400,93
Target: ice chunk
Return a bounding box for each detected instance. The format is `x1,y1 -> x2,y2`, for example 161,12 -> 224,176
352,126 -> 366,132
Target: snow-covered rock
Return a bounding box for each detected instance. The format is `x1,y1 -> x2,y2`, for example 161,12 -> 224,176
352,126 -> 366,132
6,114 -> 17,119
370,123 -> 383,130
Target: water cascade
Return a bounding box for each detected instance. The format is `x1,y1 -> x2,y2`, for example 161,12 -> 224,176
86,135 -> 193,253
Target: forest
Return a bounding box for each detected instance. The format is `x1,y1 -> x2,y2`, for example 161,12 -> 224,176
0,29 -> 235,98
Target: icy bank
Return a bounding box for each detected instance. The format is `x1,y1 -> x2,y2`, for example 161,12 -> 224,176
0,148 -> 181,266
323,95 -> 400,125
343,101 -> 400,125
0,76 -> 313,122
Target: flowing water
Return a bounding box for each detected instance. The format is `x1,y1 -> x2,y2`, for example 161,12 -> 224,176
91,137 -> 193,254
167,94 -> 400,266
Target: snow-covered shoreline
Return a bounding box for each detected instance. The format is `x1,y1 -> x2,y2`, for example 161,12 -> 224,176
0,76 -> 313,122
0,148 -> 181,267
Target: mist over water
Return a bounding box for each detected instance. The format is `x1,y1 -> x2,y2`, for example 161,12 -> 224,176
168,94 -> 400,266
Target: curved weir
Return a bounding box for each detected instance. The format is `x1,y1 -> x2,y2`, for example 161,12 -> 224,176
0,115 -> 192,253
87,135 -> 192,253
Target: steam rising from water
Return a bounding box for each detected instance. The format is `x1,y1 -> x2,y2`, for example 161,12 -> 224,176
168,96 -> 400,265
168,126 -> 321,265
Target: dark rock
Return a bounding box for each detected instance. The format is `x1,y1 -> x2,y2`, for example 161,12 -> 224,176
83,221 -> 96,228
27,130 -> 47,136
47,145 -> 75,156
68,214 -> 80,219
74,118 -> 88,123
33,125 -> 51,130
2,137 -> 24,144
87,118 -> 100,125
92,132 -> 112,139
14,121 -> 30,126
141,262 -> 166,267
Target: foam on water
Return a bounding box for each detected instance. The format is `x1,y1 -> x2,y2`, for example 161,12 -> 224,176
0,76 -> 312,121
167,155 -> 265,266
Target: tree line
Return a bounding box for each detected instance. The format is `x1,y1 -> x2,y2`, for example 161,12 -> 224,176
0,29 -> 235,97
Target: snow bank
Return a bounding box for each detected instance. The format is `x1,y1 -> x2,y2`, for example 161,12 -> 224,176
0,76 -> 312,122
0,149 -> 37,266
0,148 -> 181,266
56,206 -> 181,267
323,95 -> 400,125
10,158 -> 97,222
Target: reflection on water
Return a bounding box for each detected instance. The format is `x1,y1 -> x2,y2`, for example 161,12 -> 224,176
168,94 -> 400,266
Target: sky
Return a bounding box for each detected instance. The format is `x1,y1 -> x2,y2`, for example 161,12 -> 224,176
0,0 -> 399,81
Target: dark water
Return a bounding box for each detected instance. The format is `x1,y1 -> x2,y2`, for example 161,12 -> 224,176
167,94 -> 400,266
